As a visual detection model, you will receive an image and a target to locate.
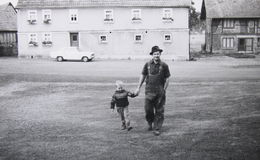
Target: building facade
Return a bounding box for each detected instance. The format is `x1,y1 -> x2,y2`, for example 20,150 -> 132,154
201,0 -> 260,54
0,2 -> 17,56
16,0 -> 191,60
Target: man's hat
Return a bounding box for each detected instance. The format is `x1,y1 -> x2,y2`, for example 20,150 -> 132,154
150,46 -> 163,55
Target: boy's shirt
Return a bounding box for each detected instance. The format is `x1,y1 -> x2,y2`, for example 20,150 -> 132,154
111,89 -> 135,109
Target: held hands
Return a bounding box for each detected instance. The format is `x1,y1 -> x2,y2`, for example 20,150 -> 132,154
134,88 -> 140,96
163,89 -> 166,95
111,108 -> 115,113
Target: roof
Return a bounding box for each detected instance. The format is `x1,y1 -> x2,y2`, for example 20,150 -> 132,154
202,0 -> 260,18
0,3 -> 17,31
16,0 -> 191,9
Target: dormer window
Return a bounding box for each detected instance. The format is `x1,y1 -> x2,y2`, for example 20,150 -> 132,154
162,8 -> 173,22
69,9 -> 78,23
28,10 -> 37,24
42,10 -> 51,24
104,10 -> 113,23
132,9 -> 142,22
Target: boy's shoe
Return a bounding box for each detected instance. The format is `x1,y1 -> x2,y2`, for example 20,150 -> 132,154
127,126 -> 133,131
121,125 -> 126,130
153,130 -> 160,136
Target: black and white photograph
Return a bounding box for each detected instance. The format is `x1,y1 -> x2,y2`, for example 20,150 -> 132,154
0,0 -> 260,159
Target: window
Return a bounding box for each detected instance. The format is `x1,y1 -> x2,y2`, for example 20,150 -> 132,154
222,37 -> 234,49
132,9 -> 141,21
134,34 -> 143,43
104,9 -> 113,22
99,35 -> 108,43
257,38 -> 260,47
42,10 -> 51,23
248,20 -> 255,33
28,33 -> 38,46
162,8 -> 173,21
69,9 -> 78,23
164,34 -> 172,43
0,33 -> 15,43
223,19 -> 234,28
258,19 -> 260,28
42,33 -> 52,46
27,10 -> 37,24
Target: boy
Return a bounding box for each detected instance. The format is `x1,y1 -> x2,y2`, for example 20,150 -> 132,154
111,80 -> 136,131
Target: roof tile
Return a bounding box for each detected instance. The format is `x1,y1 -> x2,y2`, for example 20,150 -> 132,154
204,0 -> 260,18
0,3 -> 17,31
16,0 -> 191,8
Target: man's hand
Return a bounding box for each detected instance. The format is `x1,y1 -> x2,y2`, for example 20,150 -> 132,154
134,88 -> 140,96
135,74 -> 146,96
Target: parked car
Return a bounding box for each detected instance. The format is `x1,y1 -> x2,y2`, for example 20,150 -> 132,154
50,47 -> 95,62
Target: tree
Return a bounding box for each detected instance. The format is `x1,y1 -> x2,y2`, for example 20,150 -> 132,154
189,0 -> 205,32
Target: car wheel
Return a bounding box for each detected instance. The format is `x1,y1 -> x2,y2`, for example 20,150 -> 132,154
57,56 -> 63,62
82,56 -> 89,62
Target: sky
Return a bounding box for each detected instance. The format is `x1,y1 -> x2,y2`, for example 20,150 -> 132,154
0,0 -> 18,6
193,0 -> 203,12
0,0 -> 203,11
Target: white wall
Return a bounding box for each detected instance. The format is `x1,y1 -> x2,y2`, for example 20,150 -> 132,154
17,7 -> 190,60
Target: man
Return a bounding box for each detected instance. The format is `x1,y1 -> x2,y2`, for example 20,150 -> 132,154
135,46 -> 170,136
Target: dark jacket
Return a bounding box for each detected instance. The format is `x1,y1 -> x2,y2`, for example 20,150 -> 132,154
111,89 -> 136,109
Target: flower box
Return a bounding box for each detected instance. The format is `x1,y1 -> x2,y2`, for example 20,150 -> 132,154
28,41 -> 38,47
43,19 -> 51,24
162,17 -> 174,21
42,41 -> 52,46
104,18 -> 113,21
28,19 -> 37,24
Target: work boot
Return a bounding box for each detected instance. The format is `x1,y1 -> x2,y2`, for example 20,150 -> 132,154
153,130 -> 160,136
148,123 -> 153,131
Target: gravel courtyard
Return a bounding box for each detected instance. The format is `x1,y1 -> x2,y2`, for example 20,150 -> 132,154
0,56 -> 260,160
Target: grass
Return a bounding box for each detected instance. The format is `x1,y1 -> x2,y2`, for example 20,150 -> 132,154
0,58 -> 260,160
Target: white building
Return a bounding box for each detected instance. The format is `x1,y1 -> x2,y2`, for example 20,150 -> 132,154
16,0 -> 191,60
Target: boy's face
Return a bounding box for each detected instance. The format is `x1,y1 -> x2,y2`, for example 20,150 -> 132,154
116,84 -> 123,91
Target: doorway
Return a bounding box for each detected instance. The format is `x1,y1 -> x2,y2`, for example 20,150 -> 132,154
238,38 -> 253,51
70,33 -> 79,47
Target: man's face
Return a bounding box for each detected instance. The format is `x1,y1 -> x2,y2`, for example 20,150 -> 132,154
152,51 -> 161,61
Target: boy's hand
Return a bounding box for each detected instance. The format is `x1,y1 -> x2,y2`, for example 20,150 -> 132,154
111,108 -> 115,113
